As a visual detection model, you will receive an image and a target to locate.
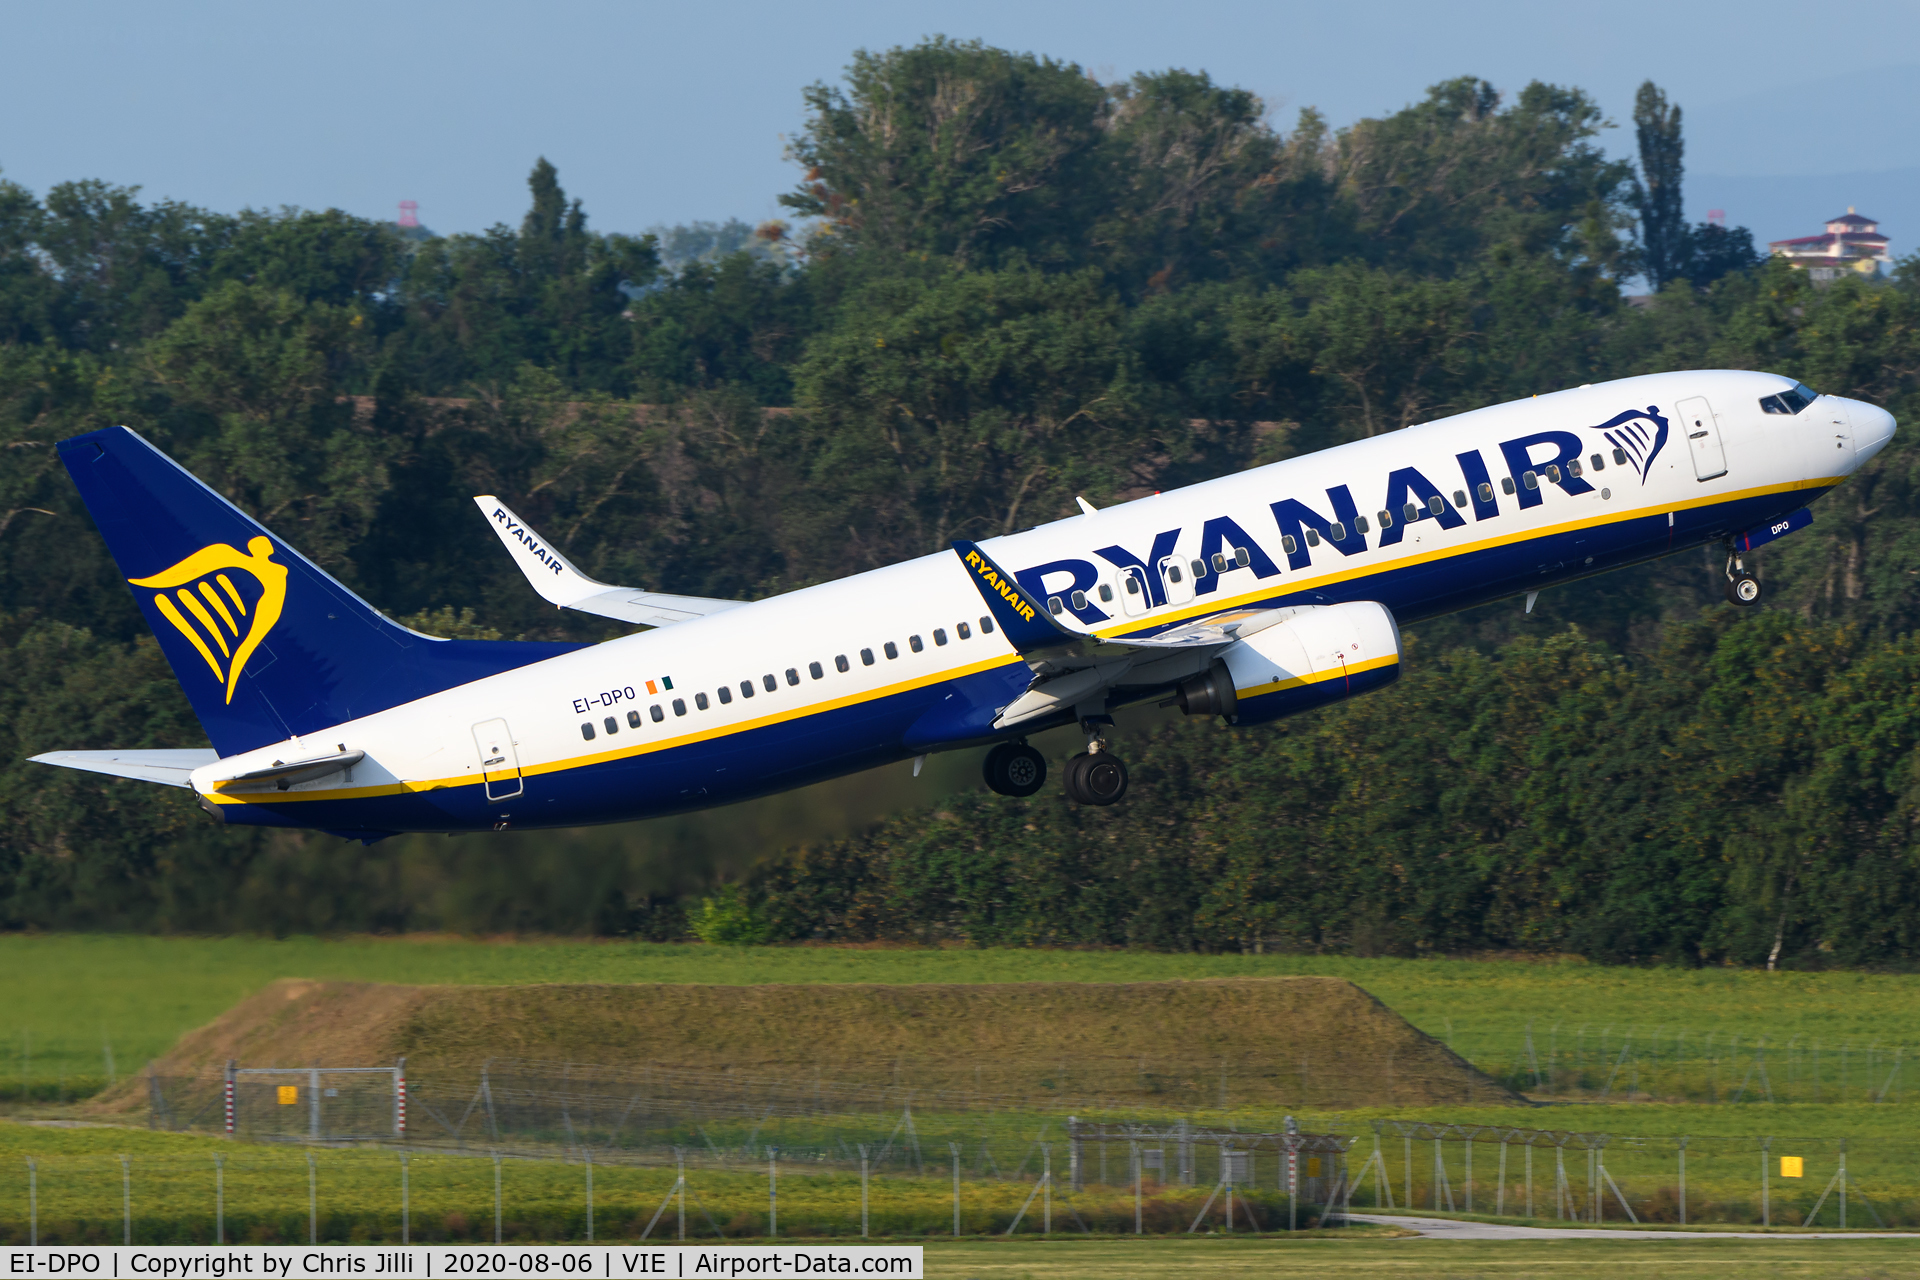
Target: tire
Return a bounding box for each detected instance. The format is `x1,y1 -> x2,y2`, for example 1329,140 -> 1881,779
984,742 -> 1046,797
1726,574 -> 1762,606
1064,751 -> 1129,806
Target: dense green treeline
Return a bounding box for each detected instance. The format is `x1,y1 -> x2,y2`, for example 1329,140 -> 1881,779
2,40 -> 1919,956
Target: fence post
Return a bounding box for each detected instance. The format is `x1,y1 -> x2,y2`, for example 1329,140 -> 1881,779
27,1158 -> 36,1246
767,1146 -> 777,1239
1678,1137 -> 1687,1226
394,1057 -> 407,1138
1042,1144 -> 1051,1236
1761,1137 -> 1771,1228
492,1150 -> 502,1244
1132,1142 -> 1142,1235
949,1142 -> 961,1237
307,1151 -> 317,1244
215,1154 -> 224,1245
1524,1142 -> 1534,1219
1464,1133 -> 1474,1213
1403,1129 -> 1412,1211
585,1148 -> 593,1243
858,1144 -> 869,1239
400,1152 -> 410,1245
120,1154 -> 130,1245
224,1061 -> 235,1139
1839,1139 -> 1848,1230
1496,1137 -> 1507,1216
676,1149 -> 686,1242
309,1068 -> 320,1142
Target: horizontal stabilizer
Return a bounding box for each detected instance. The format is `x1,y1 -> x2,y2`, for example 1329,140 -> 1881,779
30,749 -> 219,789
474,496 -> 747,627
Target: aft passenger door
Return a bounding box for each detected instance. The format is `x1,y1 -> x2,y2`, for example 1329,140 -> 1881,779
471,718 -> 524,801
1158,556 -> 1196,606
1676,395 -> 1728,481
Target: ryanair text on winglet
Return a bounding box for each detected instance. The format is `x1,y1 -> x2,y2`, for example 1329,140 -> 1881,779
964,550 -> 1036,622
491,507 -> 565,576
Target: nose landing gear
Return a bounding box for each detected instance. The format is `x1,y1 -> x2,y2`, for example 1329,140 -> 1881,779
1724,547 -> 1763,606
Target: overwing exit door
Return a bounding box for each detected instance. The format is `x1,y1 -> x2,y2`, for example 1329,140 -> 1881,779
472,718 -> 524,801
1676,395 -> 1728,481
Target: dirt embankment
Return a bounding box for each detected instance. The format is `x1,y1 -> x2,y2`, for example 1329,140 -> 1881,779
91,975 -> 1517,1112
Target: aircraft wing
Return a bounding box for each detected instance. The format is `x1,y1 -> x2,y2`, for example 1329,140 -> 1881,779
953,539 -> 1271,728
474,496 -> 748,628
30,748 -> 220,789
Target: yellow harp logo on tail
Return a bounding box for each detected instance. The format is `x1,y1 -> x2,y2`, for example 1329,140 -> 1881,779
129,537 -> 288,704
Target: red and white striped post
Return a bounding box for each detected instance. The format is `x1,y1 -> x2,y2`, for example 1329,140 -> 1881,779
223,1060 -> 236,1138
394,1057 -> 407,1137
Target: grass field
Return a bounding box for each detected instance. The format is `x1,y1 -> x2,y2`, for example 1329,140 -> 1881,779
6,934 -> 1920,1102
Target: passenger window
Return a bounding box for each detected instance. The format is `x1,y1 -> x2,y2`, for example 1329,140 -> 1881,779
1234,547 -> 1251,567
935,627 -> 949,644
1452,490 -> 1468,507
1126,576 -> 1142,595
809,661 -> 824,679
958,621 -> 973,638
1280,535 -> 1297,555
1478,482 -> 1494,502
1328,523 -> 1346,542
1403,502 -> 1420,521
1567,460 -> 1582,478
1523,471 -> 1539,490
627,710 -> 642,728
884,641 -> 899,659
672,698 -> 687,716
1066,593 -> 1084,613
1190,559 -> 1205,577
835,654 -> 850,672
694,693 -> 709,711
580,722 -> 595,741
1048,597 -> 1064,615
1305,528 -> 1321,547
1590,453 -> 1604,471
1545,465 -> 1562,483
979,616 -> 994,634
1167,563 -> 1184,583
910,635 -> 924,652
1502,477 -> 1517,495
718,686 -> 732,705
785,668 -> 800,686
1211,552 -> 1229,571
740,680 -> 755,699
1377,510 -> 1393,529
861,648 -> 875,664
764,673 -> 778,692
604,716 -> 618,734
1427,496 -> 1444,515
1355,517 -> 1370,534
1613,448 -> 1628,465
1096,584 -> 1112,603
651,704 -> 664,722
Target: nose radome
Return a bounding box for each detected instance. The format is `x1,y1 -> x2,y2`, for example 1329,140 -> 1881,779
1849,399 -> 1897,464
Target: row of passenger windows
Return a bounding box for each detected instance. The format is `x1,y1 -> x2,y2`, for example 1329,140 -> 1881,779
579,615 -> 1000,740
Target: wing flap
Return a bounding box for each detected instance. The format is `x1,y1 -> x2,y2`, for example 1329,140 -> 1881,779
474,496 -> 747,626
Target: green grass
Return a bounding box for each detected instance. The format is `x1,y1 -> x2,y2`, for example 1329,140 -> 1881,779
5,934 -> 1920,1102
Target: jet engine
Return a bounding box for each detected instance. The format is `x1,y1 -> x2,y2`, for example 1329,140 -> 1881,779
1172,601 -> 1402,726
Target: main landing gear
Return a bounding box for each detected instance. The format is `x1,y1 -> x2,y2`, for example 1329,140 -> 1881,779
1724,546 -> 1763,606
982,723 -> 1132,806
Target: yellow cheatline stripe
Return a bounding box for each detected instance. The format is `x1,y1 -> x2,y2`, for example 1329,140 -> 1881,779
1094,476 -> 1834,639
176,588 -> 231,659
153,593 -> 225,681
217,574 -> 247,616
198,580 -> 240,635
1236,652 -> 1397,697
204,650 -> 1027,806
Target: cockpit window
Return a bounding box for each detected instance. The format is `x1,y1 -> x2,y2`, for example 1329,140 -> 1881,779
1760,383 -> 1818,415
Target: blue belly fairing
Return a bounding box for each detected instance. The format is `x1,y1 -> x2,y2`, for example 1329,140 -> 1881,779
215,486 -> 1822,838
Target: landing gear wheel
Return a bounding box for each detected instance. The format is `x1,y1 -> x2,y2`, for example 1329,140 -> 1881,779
983,742 -> 1047,797
1063,751 -> 1130,806
1726,573 -> 1762,606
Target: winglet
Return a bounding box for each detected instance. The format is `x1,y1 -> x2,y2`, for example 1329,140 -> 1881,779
951,539 -> 1076,654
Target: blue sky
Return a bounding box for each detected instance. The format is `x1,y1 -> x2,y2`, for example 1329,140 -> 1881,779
6,0 -> 1916,247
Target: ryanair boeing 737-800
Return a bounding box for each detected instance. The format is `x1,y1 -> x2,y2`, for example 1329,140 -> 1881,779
31,370 -> 1895,838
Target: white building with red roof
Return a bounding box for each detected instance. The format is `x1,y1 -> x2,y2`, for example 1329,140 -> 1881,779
1769,208 -> 1892,280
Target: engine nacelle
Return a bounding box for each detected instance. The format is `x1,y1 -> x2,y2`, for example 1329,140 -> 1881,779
1208,601 -> 1402,726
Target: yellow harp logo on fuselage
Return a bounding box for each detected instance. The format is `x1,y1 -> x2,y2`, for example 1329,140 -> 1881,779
129,537 -> 288,704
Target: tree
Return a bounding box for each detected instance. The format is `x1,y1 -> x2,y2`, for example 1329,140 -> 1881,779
1633,80 -> 1686,288
1683,220 -> 1765,288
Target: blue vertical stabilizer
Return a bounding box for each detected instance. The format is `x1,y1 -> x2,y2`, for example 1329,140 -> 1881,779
58,427 -> 583,756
